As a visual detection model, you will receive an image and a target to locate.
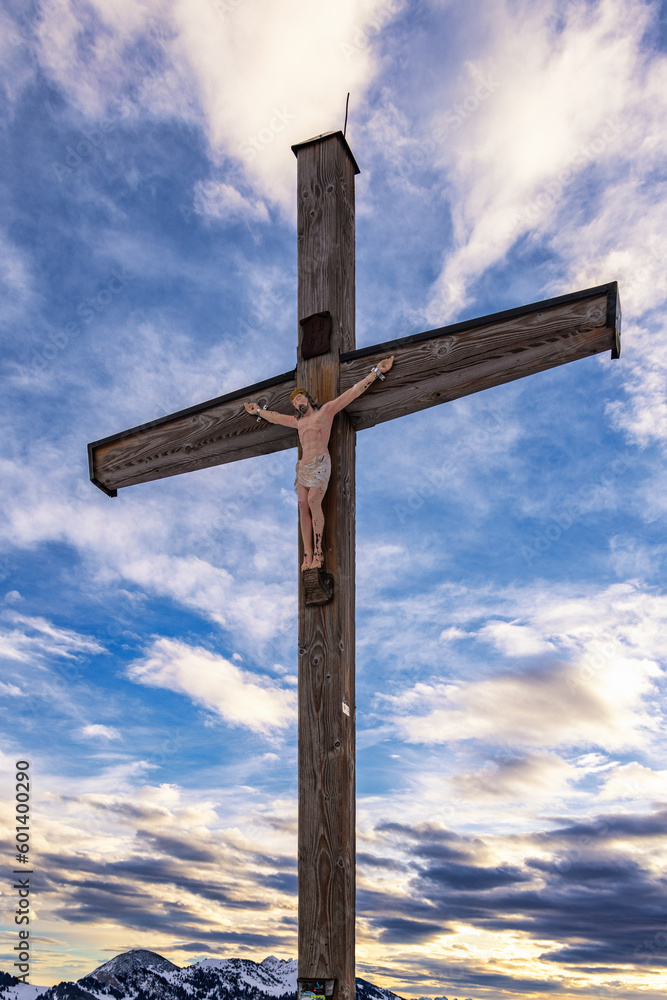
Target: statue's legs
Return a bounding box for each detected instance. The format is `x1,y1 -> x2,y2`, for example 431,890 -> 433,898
297,483 -> 314,570
307,485 -> 326,569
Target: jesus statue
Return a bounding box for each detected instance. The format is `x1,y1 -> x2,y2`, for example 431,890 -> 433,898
245,356 -> 394,570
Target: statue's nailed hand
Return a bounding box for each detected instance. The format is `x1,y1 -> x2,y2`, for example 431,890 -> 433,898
378,356 -> 394,374
244,402 -> 259,414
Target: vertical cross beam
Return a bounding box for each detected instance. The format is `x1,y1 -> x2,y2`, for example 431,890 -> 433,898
292,132 -> 360,1000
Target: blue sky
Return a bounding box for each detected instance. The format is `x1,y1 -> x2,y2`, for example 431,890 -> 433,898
1,0 -> 667,997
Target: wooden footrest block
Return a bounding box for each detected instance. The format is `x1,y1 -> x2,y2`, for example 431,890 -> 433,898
302,567 -> 334,606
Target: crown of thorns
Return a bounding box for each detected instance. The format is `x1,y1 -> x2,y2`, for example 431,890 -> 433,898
290,387 -> 310,403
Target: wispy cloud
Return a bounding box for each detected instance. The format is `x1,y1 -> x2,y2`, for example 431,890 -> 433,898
416,0 -> 666,323
0,613 -> 105,664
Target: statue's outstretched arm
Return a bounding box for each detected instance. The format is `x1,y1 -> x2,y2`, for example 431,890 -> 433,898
327,356 -> 394,415
244,402 -> 298,428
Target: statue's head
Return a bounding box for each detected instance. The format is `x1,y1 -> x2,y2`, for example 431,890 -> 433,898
290,387 -> 320,418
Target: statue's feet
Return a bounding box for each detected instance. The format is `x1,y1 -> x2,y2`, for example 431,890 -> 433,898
311,552 -> 324,570
302,553 -> 313,571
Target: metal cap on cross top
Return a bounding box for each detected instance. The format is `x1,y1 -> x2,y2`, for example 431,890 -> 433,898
291,130 -> 361,174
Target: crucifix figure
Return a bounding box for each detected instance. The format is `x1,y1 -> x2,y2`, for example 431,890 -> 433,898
244,357 -> 394,571
88,130 -> 620,1000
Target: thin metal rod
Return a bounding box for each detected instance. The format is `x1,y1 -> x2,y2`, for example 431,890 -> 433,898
343,93 -> 350,137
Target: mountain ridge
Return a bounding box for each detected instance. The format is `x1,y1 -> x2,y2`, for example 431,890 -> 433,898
0,951 -> 468,1000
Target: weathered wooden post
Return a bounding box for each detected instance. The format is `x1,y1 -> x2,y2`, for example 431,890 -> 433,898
292,132 -> 360,1000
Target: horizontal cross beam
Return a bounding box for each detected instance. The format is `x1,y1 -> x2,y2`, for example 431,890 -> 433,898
88,282 -> 620,496
342,281 -> 620,431
88,369 -> 299,496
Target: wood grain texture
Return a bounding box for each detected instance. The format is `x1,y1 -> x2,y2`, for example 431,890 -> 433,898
342,288 -> 618,430
89,373 -> 298,493
295,133 -> 357,1000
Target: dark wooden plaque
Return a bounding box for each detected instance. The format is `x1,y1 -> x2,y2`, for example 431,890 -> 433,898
300,311 -> 332,359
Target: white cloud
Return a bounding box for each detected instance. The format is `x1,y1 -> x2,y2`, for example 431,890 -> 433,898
386,658 -> 658,751
121,551 -> 295,642
127,637 -> 297,734
356,541 -> 413,586
477,619 -> 557,657
25,0 -> 405,215
379,581 -> 667,752
450,751 -> 575,804
439,626 -> 466,642
81,724 -> 121,741
0,11 -> 46,120
598,760 -> 667,803
0,680 -> 23,696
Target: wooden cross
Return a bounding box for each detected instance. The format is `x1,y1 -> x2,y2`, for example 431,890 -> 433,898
88,131 -> 621,1000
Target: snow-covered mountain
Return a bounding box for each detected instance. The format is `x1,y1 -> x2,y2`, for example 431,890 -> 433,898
0,972 -> 45,1000
0,951 -> 446,1000
89,950 -> 180,989
174,956 -> 298,998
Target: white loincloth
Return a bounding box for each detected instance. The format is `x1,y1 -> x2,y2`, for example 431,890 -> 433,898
294,453 -> 331,492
